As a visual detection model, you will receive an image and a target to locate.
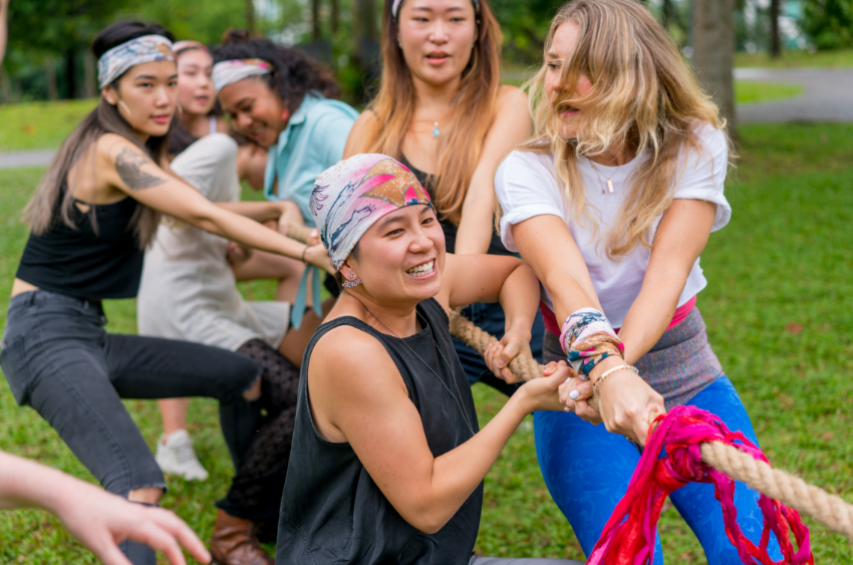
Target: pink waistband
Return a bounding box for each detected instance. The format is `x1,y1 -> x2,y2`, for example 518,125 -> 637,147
541,295 -> 697,337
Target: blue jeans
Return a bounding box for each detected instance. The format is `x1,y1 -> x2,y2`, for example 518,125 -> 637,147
534,376 -> 782,564
452,301 -> 545,396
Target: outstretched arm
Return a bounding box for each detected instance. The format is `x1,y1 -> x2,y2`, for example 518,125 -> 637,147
96,135 -> 332,273
618,199 -> 716,364
0,451 -> 210,565
455,87 -> 532,255
512,214 -> 664,444
440,253 -> 540,382
308,328 -> 576,535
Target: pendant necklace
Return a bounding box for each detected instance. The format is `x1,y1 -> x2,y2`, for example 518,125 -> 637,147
433,121 -> 440,138
589,160 -> 624,195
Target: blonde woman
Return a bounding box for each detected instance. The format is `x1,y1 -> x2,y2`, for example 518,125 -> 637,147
493,1 -> 782,563
344,0 -> 543,394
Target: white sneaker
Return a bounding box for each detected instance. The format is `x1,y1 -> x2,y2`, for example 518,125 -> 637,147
155,430 -> 209,481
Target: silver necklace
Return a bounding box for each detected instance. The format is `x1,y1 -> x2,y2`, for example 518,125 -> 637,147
346,292 -> 476,436
589,159 -> 624,195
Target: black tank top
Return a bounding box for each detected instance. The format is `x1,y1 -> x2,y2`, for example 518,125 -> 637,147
16,196 -> 144,299
277,298 -> 483,565
401,156 -> 513,257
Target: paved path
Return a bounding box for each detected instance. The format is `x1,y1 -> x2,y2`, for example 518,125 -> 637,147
735,68 -> 853,124
0,149 -> 56,170
0,69 -> 850,170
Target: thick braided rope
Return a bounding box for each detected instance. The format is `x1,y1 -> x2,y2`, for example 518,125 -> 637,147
448,310 -> 853,540
701,441 -> 853,539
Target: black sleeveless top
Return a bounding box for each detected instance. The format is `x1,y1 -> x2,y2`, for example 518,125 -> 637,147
277,298 -> 483,565
16,197 -> 144,299
401,156 -> 512,257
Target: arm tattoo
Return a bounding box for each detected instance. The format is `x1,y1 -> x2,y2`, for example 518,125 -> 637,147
115,147 -> 166,190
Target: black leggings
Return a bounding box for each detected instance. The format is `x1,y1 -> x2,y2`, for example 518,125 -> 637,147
217,339 -> 300,525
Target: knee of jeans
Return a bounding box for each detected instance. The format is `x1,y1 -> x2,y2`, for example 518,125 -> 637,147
242,374 -> 263,401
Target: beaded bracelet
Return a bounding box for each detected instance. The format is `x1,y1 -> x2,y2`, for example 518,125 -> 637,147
593,364 -> 639,397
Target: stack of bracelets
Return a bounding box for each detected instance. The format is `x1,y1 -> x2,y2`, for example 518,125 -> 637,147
559,308 -> 638,396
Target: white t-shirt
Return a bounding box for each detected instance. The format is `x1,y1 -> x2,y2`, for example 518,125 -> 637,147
495,123 -> 731,328
138,134 -> 290,351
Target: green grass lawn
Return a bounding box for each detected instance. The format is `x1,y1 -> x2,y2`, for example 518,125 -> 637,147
0,99 -> 99,153
736,48 -> 853,68
1,122 -> 852,563
734,80 -> 804,104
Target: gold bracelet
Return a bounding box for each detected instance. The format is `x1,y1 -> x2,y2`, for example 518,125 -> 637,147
593,364 -> 639,397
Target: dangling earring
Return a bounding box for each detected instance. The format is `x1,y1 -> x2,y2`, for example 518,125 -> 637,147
342,272 -> 362,289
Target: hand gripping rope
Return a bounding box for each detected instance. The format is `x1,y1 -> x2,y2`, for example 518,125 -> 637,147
449,309 -> 853,565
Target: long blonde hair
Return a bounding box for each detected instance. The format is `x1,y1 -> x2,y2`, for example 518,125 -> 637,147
358,0 -> 502,225
523,0 -> 731,258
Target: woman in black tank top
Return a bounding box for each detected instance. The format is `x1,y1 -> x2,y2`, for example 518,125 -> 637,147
277,154 -> 585,565
1,21 -> 333,565
342,0 -> 545,397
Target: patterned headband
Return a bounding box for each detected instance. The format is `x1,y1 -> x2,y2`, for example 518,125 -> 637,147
212,59 -> 272,94
98,35 -> 175,89
310,154 -> 434,270
173,40 -> 210,55
391,0 -> 479,18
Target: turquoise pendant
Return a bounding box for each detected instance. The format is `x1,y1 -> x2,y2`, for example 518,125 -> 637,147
433,122 -> 440,138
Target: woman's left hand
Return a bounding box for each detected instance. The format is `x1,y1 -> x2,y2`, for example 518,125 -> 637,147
484,329 -> 533,384
276,201 -> 306,238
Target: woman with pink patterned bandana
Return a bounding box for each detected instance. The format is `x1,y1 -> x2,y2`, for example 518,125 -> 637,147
274,153 -> 587,565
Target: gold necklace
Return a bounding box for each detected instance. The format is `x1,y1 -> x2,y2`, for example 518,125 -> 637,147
589,159 -> 625,195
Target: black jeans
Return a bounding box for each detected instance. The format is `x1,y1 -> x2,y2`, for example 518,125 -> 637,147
453,301 -> 545,396
0,291 -> 261,562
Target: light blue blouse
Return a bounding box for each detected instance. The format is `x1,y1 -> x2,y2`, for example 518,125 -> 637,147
262,93 -> 358,328
263,93 -> 359,227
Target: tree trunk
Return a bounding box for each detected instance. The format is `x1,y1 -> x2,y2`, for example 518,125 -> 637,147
312,0 -> 321,41
45,59 -> 58,100
693,0 -> 738,144
331,0 -> 340,34
64,49 -> 77,100
245,0 -> 256,33
83,52 -> 97,98
770,0 -> 782,58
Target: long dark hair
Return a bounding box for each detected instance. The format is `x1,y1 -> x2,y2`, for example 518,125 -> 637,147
23,21 -> 176,248
359,0 -> 503,225
212,30 -> 339,114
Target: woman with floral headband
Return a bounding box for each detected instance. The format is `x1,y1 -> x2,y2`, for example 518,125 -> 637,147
276,153 -> 593,565
343,0 -> 543,395
493,1 -> 781,563
0,20 -> 330,565
213,31 -> 359,323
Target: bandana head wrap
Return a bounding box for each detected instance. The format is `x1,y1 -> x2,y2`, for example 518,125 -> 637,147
212,59 -> 272,94
310,154 -> 434,270
392,0 -> 479,18
98,35 -> 175,89
173,40 -> 210,55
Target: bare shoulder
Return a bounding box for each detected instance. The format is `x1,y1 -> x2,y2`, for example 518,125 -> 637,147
309,323 -> 404,394
343,111 -> 380,158
497,84 -> 529,109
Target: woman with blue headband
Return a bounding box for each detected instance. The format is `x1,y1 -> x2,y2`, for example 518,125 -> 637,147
275,153 -> 602,565
0,20 -> 331,565
343,0 -> 545,396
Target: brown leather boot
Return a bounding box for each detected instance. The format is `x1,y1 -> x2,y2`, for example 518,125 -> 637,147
210,509 -> 274,565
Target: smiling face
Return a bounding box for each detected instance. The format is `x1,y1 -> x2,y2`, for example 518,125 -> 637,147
544,21 -> 594,139
177,49 -> 215,116
343,205 -> 445,307
396,0 -> 478,88
218,77 -> 287,148
104,60 -> 178,141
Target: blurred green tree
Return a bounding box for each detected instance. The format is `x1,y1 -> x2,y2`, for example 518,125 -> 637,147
801,0 -> 853,49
